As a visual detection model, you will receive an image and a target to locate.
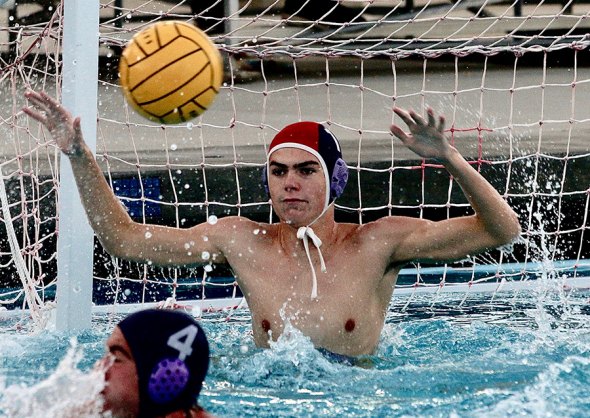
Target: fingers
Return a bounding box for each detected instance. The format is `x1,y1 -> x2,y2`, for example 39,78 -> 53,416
24,90 -> 49,111
390,124 -> 408,142
23,90 -> 51,123
394,106 -> 446,132
427,108 -> 436,127
22,106 -> 47,124
437,115 -> 445,133
393,107 -> 414,127
24,89 -> 63,117
393,106 -> 428,128
408,109 -> 426,126
73,116 -> 83,136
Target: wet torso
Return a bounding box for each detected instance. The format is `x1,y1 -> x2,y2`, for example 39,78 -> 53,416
217,220 -> 401,357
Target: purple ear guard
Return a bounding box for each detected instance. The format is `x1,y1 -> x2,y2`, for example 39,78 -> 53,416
330,158 -> 348,200
262,157 -> 349,202
148,358 -> 190,404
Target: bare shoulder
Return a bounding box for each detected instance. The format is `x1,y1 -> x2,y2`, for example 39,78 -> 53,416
332,217 -> 416,242
196,215 -> 276,245
347,216 -> 433,262
356,215 -> 430,241
192,215 -> 264,233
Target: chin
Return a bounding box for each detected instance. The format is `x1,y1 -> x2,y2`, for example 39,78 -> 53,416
281,215 -> 309,227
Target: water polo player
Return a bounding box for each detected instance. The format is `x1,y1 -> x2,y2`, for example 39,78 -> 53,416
100,309 -> 213,418
25,91 -> 521,358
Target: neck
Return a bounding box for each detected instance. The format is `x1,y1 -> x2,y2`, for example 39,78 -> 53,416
280,205 -> 336,240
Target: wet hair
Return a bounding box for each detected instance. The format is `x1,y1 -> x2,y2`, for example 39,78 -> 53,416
117,309 -> 209,417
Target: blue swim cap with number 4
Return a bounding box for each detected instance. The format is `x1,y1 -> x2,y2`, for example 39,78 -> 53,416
118,309 -> 210,417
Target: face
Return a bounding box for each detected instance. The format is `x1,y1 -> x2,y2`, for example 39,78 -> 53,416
98,327 -> 140,418
268,147 -> 327,226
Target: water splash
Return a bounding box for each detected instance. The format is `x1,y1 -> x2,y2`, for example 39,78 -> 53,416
0,338 -> 105,418
475,355 -> 590,418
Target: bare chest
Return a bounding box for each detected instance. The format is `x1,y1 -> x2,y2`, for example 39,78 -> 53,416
228,243 -> 393,355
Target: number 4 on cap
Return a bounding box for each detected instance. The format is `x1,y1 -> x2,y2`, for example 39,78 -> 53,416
167,325 -> 198,361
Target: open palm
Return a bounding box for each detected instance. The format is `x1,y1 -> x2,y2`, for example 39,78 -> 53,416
23,90 -> 84,156
390,107 -> 453,161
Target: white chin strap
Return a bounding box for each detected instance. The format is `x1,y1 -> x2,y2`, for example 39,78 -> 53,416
296,226 -> 327,299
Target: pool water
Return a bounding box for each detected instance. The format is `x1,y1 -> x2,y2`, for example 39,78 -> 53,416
1,291 -> 589,417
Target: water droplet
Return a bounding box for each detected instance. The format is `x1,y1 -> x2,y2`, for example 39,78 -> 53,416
124,289 -> 131,296
204,264 -> 213,272
186,122 -> 193,130
240,345 -> 249,354
170,143 -> 178,151
207,215 -> 218,225
191,305 -> 202,317
145,231 -> 152,239
253,229 -> 260,235
201,251 -> 211,261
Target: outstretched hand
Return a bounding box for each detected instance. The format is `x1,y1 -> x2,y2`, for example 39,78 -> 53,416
23,90 -> 84,156
390,107 -> 453,161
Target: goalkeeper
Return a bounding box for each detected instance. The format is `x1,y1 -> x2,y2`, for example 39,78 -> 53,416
24,90 -> 521,359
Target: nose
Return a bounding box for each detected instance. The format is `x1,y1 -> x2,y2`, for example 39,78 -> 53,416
95,354 -> 114,376
283,169 -> 300,191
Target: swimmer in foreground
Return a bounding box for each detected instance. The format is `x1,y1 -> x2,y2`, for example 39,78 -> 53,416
99,309 -> 213,418
24,90 -> 521,358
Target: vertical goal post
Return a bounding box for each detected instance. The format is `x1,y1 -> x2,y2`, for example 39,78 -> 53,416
55,0 -> 99,331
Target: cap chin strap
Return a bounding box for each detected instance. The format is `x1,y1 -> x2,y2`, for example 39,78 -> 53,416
295,203 -> 331,299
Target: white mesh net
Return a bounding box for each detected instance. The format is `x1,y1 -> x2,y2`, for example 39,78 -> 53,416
1,1 -> 589,320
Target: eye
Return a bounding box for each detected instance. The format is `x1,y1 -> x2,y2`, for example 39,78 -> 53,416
271,168 -> 286,176
299,167 -> 316,175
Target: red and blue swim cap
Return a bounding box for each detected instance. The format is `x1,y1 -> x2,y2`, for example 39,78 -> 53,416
265,122 -> 349,210
117,309 -> 209,418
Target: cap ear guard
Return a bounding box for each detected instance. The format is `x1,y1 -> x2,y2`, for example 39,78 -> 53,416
148,358 -> 190,404
330,158 -> 349,201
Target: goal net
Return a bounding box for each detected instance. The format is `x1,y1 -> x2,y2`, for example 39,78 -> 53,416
1,0 -> 589,322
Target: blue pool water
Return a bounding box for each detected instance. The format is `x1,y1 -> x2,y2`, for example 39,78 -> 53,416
1,291 -> 589,417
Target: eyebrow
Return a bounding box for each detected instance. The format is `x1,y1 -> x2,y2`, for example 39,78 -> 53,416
269,160 -> 320,169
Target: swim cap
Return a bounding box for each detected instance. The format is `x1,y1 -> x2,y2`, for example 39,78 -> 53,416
263,122 -> 349,210
117,309 -> 209,418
